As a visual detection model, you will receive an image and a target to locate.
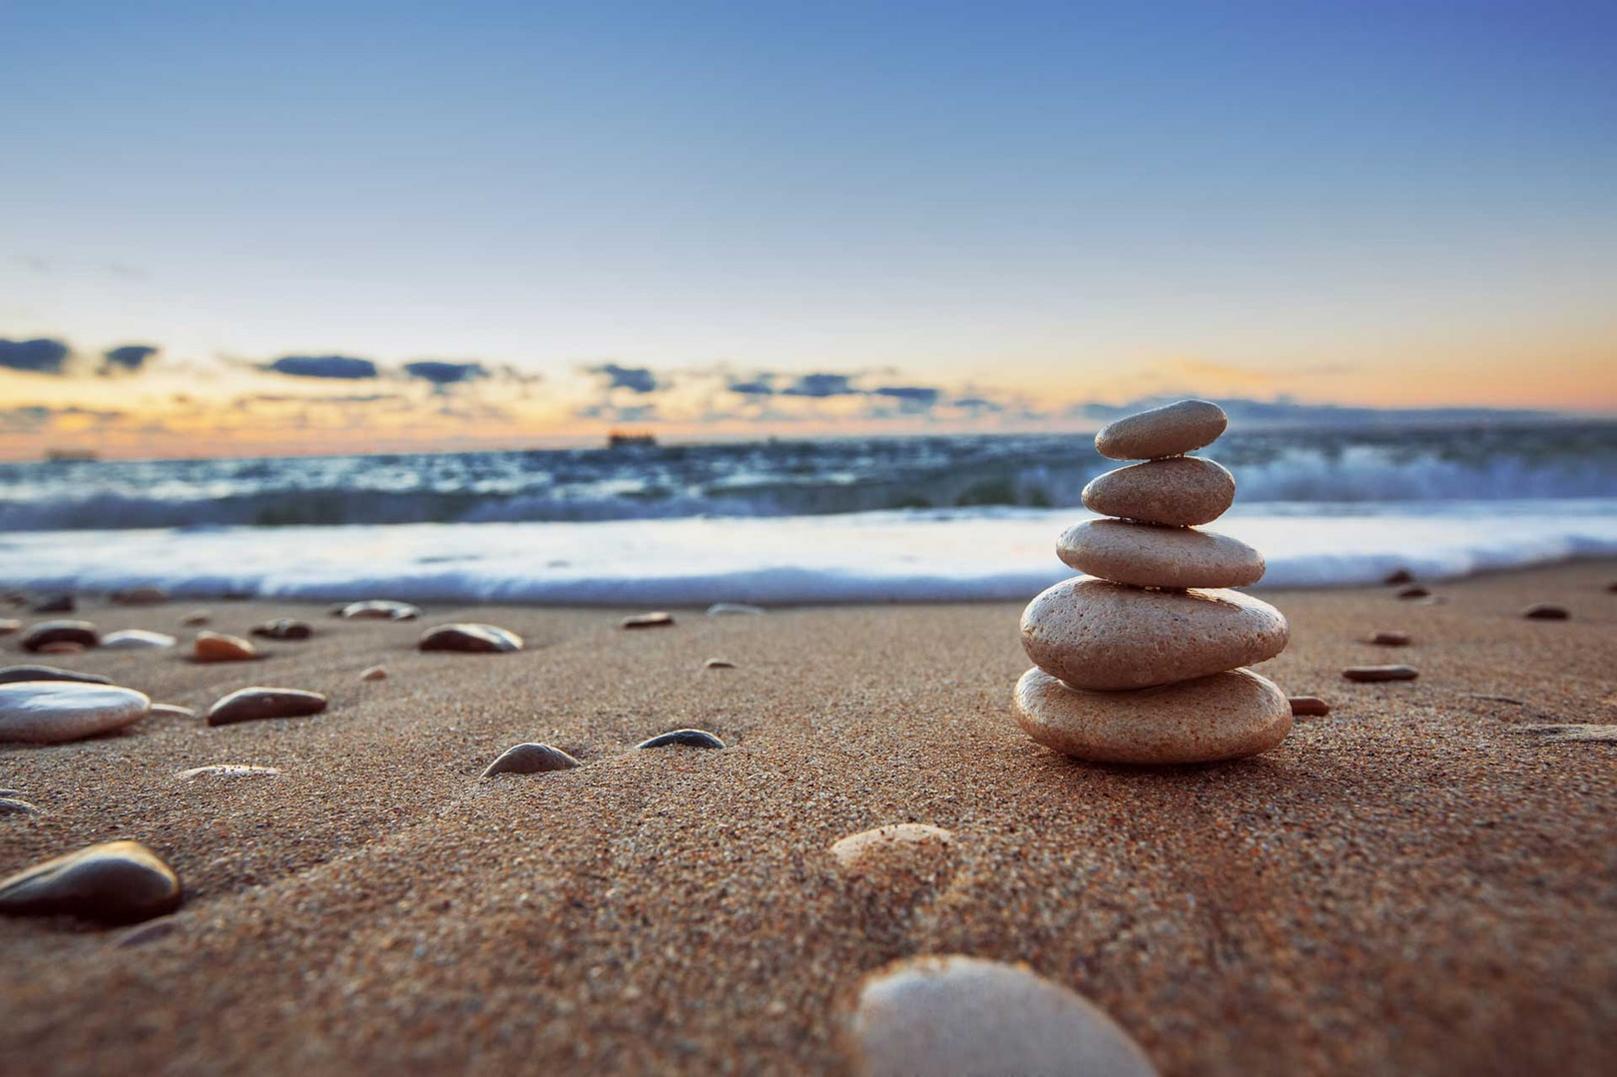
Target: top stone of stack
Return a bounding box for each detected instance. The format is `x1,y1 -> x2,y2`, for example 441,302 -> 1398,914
1095,398 -> 1227,460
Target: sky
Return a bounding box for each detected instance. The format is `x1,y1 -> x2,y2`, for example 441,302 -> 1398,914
2,0 -> 1615,459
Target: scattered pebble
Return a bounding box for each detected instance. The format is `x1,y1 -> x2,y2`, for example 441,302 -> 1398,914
340,600 -> 421,621
110,586 -> 168,606
1289,695 -> 1331,716
1342,664 -> 1419,683
0,840 -> 182,925
830,824 -> 954,879
418,623 -> 523,653
193,631 -> 258,662
1520,724 -> 1617,744
150,703 -> 197,719
0,797 -> 42,816
20,619 -> 100,653
703,658 -> 737,669
180,611 -> 212,627
1369,631 -> 1411,646
0,664 -> 112,685
0,682 -> 151,743
481,742 -> 581,777
251,618 -> 313,640
636,728 -> 724,749
706,602 -> 765,616
0,618 -> 19,636
206,687 -> 327,726
176,764 -> 282,780
622,611 -> 675,629
359,665 -> 388,681
37,641 -> 87,655
844,955 -> 1157,1077
1522,604 -> 1570,621
1397,585 -> 1431,599
101,629 -> 178,650
32,594 -> 75,614
1383,568 -> 1416,585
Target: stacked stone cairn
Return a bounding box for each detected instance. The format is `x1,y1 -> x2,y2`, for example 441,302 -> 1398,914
1013,399 -> 1291,764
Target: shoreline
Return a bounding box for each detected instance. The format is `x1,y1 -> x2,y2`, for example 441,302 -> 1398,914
3,560 -> 1616,1074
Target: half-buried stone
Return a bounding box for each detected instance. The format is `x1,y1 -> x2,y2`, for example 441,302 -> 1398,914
193,631 -> 258,662
340,600 -> 421,621
0,682 -> 151,744
844,955 -> 1157,1077
1082,456 -> 1235,527
1095,398 -> 1227,462
0,665 -> 112,686
637,728 -> 724,749
1057,519 -> 1263,589
1021,576 -> 1288,691
0,840 -> 182,924
101,629 -> 178,650
1014,666 -> 1291,765
251,618 -> 312,640
20,620 -> 99,653
418,623 -> 523,653
481,742 -> 581,776
206,687 -> 328,726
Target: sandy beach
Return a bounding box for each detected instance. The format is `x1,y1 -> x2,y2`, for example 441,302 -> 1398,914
2,561 -> 1615,1075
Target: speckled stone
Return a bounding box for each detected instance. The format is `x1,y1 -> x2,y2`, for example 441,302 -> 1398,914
1021,576 -> 1288,691
844,954 -> 1157,1077
193,631 -> 258,662
1056,519 -> 1263,589
0,840 -> 182,924
622,611 -> 676,629
418,623 -> 523,653
1343,664 -> 1419,682
1082,457 -> 1236,527
636,728 -> 724,749
0,682 -> 151,743
0,665 -> 112,686
20,620 -> 100,653
1094,398 -> 1227,462
101,629 -> 178,650
481,743 -> 581,777
1014,666 -> 1291,765
206,687 -> 328,726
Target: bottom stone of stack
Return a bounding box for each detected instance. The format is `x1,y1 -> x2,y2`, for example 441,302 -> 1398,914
1013,666 -> 1291,765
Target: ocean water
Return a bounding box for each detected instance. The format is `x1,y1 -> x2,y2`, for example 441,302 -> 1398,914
1,422 -> 1614,603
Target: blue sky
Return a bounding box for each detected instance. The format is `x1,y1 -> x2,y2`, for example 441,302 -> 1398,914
2,1 -> 1614,455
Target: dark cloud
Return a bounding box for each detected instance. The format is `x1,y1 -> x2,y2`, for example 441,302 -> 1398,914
262,355 -> 379,380
0,403 -> 124,432
102,344 -> 159,374
782,373 -> 858,398
587,363 -> 660,394
727,377 -> 776,396
870,385 -> 941,407
0,337 -> 71,374
404,360 -> 488,386
952,396 -> 1004,412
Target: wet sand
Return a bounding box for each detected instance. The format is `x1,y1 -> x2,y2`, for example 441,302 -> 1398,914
3,561 -> 1616,1075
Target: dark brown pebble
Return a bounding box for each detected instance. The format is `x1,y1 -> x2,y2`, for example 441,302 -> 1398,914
622,611 -> 675,629
636,728 -> 724,749
20,620 -> 100,652
1383,569 -> 1415,586
206,687 -> 328,726
1522,604 -> 1569,621
418,623 -> 523,653
1289,696 -> 1331,716
1343,665 -> 1419,682
110,586 -> 168,606
703,659 -> 737,669
1396,586 -> 1430,600
0,665 -> 112,685
481,743 -> 581,777
250,618 -> 313,640
0,840 -> 182,924
32,594 -> 75,614
1369,631 -> 1411,646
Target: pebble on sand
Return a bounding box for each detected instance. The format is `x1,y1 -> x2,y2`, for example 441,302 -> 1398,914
359,665 -> 388,681
844,955 -> 1157,1077
32,594 -> 75,614
418,623 -> 524,653
1093,397 -> 1227,461
1368,631 -> 1412,646
706,602 -> 765,616
622,611 -> 676,629
0,797 -> 43,816
193,631 -> 258,662
101,629 -> 178,650
110,586 -> 168,606
181,611 -> 212,627
703,658 -> 737,669
0,618 -> 20,636
1397,585 -> 1432,600
1520,723 -> 1617,744
0,840 -> 182,925
636,728 -> 724,749
251,618 -> 313,640
206,687 -> 328,726
1342,664 -> 1419,682
20,619 -> 100,653
1522,604 -> 1570,621
176,764 -> 282,780
0,664 -> 112,685
481,742 -> 581,777
1383,568 -> 1416,585
830,824 -> 955,881
0,682 -> 151,743
1289,696 -> 1331,717
339,600 -> 421,621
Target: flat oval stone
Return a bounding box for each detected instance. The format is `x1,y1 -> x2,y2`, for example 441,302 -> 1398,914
1057,519 -> 1263,589
0,682 -> 151,743
0,840 -> 182,924
176,764 -> 281,780
418,623 -> 523,653
830,824 -> 954,876
703,658 -> 737,669
636,728 -> 724,749
340,600 -> 420,621
20,620 -> 100,653
251,618 -> 312,640
1014,666 -> 1291,764
1397,585 -> 1431,599
1342,664 -> 1418,682
1021,576 -> 1288,691
193,631 -> 257,662
1369,631 -> 1411,646
845,954 -> 1157,1077
1522,603 -> 1570,620
481,742 -> 581,777
1095,398 -> 1227,461
1289,695 -> 1331,716
101,629 -> 178,650
622,611 -> 675,629
1082,457 -> 1235,527
0,665 -> 112,685
206,687 -> 327,726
